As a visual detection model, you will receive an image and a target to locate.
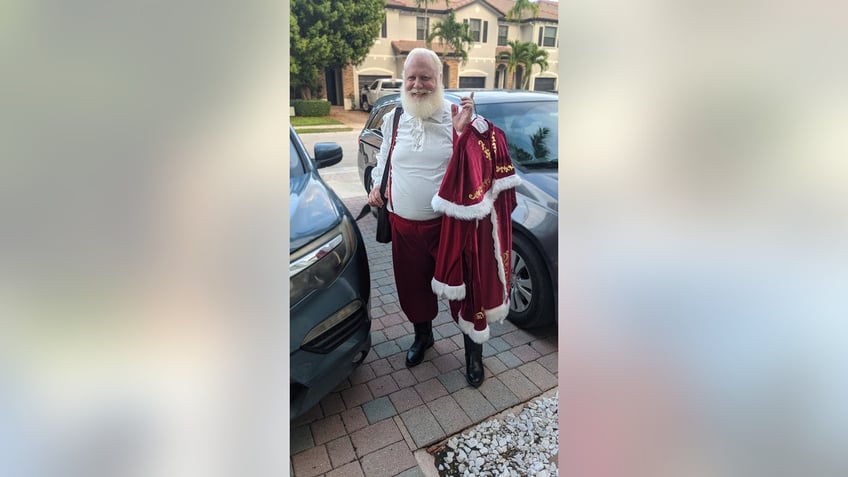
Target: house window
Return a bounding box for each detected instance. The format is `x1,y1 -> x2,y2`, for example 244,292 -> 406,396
381,18 -> 387,38
465,18 -> 482,42
497,25 -> 508,46
539,26 -> 557,47
417,17 -> 429,41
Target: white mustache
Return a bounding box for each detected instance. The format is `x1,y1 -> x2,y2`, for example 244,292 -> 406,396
408,89 -> 431,95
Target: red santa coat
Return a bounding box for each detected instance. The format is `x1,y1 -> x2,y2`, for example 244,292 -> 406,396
430,119 -> 521,343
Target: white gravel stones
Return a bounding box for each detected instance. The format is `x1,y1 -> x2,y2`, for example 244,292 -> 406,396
434,392 -> 558,476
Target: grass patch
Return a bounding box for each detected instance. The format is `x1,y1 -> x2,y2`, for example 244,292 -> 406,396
290,116 -> 344,127
295,127 -> 353,134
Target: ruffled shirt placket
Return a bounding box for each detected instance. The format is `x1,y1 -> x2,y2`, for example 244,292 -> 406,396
405,116 -> 426,151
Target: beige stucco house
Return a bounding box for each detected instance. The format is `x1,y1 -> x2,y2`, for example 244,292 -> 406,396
321,0 -> 559,110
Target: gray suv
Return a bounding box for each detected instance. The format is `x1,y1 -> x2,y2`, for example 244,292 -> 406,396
290,126 -> 372,419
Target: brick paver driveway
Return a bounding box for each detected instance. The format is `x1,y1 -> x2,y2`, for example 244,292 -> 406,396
290,196 -> 558,477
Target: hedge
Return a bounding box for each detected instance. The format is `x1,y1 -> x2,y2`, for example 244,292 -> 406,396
291,100 -> 331,117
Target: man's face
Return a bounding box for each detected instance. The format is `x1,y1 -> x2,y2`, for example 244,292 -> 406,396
403,55 -> 438,100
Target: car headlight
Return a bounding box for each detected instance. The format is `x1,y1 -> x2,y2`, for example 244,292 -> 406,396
290,216 -> 356,304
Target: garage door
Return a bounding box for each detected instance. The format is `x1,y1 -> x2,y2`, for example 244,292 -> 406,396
459,76 -> 485,88
534,77 -> 556,92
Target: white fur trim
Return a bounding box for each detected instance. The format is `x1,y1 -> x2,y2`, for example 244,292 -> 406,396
492,174 -> 522,198
486,302 -> 510,324
456,314 -> 491,343
490,206 -> 508,300
432,194 -> 492,220
431,277 -> 466,300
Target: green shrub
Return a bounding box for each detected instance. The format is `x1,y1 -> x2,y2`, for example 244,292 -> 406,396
291,100 -> 331,117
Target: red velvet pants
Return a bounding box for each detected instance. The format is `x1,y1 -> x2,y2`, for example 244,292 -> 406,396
389,212 -> 458,323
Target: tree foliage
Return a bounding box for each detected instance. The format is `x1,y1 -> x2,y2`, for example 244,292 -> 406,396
506,40 -> 530,88
290,0 -> 384,98
427,11 -> 474,64
416,0 -> 451,23
530,126 -> 551,159
506,40 -> 549,89
524,42 -> 549,89
505,0 -> 540,22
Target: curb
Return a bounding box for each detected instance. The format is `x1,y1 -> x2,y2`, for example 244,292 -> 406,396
413,387 -> 560,476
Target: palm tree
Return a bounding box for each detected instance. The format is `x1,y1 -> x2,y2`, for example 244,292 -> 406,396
506,40 -> 531,89
505,0 -> 540,23
506,0 -> 540,46
506,40 -> 549,90
522,42 -> 549,89
427,11 -> 474,65
530,126 -> 551,159
416,0 -> 452,38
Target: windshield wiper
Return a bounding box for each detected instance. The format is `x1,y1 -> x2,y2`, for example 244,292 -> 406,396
520,161 -> 558,169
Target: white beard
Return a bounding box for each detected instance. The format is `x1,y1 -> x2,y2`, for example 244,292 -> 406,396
400,84 -> 445,119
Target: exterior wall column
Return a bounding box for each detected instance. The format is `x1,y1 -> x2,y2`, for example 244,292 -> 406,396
342,63 -> 356,110
444,58 -> 460,88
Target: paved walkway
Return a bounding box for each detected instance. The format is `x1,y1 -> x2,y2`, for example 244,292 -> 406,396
328,105 -> 369,129
289,195 -> 559,477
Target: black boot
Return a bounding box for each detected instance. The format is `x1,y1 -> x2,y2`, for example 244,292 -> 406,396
463,334 -> 484,387
405,321 -> 434,367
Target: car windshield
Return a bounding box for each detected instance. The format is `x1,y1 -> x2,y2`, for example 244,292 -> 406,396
477,100 -> 558,167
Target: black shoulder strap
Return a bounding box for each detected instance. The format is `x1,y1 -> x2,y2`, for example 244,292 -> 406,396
357,106 -> 404,221
379,106 -> 403,199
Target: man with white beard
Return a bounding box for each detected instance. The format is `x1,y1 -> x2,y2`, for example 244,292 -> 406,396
366,48 -> 484,386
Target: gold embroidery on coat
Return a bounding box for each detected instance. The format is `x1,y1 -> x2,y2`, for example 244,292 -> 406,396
496,164 -> 514,173
477,139 -> 492,162
467,178 -> 491,201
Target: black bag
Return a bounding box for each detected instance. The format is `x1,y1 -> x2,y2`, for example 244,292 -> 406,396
374,106 -> 403,244
375,204 -> 392,243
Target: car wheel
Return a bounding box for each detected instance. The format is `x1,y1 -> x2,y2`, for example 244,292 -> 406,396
508,232 -> 554,329
361,98 -> 370,111
363,167 -> 374,192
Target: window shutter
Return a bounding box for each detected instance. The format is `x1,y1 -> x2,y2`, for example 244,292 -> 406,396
538,27 -> 543,46
483,21 -> 488,42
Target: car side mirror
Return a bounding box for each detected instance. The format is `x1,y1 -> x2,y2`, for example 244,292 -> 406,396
313,143 -> 343,169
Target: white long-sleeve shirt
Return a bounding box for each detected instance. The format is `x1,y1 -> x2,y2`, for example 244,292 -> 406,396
370,101 -> 454,221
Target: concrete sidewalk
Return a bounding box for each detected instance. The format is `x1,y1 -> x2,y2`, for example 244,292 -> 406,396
289,195 -> 559,477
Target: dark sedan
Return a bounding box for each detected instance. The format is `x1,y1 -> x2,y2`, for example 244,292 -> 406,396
357,90 -> 558,328
290,126 -> 371,420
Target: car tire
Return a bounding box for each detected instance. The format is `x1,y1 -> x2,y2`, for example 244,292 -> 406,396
361,98 -> 370,112
363,167 -> 374,192
508,232 -> 554,329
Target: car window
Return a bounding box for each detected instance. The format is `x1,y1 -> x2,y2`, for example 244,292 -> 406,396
290,139 -> 306,177
478,100 -> 558,166
366,103 -> 396,134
